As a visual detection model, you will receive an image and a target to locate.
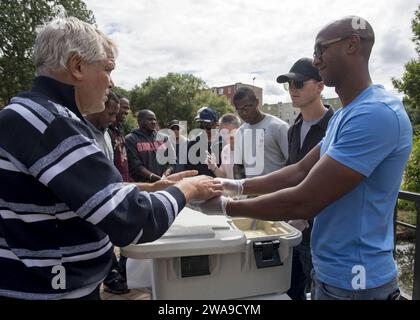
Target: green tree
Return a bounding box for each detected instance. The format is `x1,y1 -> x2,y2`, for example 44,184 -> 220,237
122,111 -> 137,135
191,89 -> 234,129
402,135 -> 420,193
129,73 -> 233,129
392,6 -> 420,133
112,86 -> 130,100
0,0 -> 95,107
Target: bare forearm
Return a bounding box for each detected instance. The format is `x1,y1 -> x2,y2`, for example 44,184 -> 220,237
228,151 -> 365,222
243,163 -> 306,195
133,182 -> 156,192
227,186 -> 315,221
243,145 -> 320,196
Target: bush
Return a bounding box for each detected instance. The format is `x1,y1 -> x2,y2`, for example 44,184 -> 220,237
403,134 -> 420,192
122,111 -> 137,136
399,134 -> 420,210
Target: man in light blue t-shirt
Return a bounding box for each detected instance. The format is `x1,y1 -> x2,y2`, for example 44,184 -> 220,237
198,16 -> 412,300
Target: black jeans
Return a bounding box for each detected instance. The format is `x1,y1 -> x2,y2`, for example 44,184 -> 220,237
287,242 -> 313,300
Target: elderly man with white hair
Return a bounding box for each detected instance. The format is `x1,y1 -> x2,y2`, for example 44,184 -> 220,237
0,17 -> 222,300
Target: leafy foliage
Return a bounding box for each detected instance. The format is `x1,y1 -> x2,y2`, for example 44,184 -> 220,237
393,6 -> 420,133
129,73 -> 234,129
0,0 -> 95,106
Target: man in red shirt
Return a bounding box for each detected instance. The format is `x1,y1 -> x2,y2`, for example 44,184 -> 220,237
109,96 -> 132,182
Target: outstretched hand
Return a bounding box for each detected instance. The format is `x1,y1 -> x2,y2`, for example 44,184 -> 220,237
176,175 -> 223,203
205,151 -> 217,171
188,196 -> 229,215
214,178 -> 245,198
166,170 -> 198,181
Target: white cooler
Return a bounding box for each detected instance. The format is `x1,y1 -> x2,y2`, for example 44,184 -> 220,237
122,207 -> 301,300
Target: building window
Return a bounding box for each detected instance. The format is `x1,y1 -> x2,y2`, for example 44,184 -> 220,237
218,88 -> 224,95
227,87 -> 231,94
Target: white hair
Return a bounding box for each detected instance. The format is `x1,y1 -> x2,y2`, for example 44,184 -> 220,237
33,16 -> 118,75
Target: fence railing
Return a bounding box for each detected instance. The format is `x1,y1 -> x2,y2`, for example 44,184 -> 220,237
394,190 -> 420,300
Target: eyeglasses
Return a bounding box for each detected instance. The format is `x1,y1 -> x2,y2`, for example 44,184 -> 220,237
313,34 -> 366,59
283,80 -> 317,91
235,103 -> 255,113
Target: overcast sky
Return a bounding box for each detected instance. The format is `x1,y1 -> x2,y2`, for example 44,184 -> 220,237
84,0 -> 418,104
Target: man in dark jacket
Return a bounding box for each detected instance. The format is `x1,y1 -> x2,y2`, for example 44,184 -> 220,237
276,57 -> 334,300
126,110 -> 176,182
185,107 -> 223,177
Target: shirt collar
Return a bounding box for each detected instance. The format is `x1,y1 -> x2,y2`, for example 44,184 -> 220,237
317,105 -> 334,130
31,76 -> 84,121
293,104 -> 333,130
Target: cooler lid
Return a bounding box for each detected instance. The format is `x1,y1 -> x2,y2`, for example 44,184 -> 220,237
122,207 -> 246,259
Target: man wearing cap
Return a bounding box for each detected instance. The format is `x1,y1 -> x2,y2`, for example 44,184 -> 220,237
233,87 -> 289,179
185,107 -> 223,177
276,57 -> 334,300
167,119 -> 189,172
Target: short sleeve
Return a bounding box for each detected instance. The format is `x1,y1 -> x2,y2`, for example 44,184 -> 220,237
326,104 -> 399,177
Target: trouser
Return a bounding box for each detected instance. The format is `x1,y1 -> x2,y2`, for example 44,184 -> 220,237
104,246 -> 128,279
288,242 -> 313,300
311,270 -> 400,300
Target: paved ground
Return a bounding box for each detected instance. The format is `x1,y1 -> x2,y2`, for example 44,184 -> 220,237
100,285 -> 152,300
100,247 -> 152,300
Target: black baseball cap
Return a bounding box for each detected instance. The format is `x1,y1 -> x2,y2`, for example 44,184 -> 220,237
168,119 -> 184,129
276,58 -> 322,83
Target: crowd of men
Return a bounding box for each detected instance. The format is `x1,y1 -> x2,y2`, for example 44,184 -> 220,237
0,14 -> 413,301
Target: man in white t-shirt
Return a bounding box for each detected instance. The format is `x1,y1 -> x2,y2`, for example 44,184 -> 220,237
233,87 -> 289,178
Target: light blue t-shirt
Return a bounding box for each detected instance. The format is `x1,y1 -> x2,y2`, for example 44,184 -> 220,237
312,85 -> 412,290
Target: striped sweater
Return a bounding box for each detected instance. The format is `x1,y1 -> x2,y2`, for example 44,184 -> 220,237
0,76 -> 186,299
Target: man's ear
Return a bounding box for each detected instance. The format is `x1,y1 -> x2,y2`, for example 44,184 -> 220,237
346,34 -> 361,55
67,55 -> 84,81
317,81 -> 325,94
